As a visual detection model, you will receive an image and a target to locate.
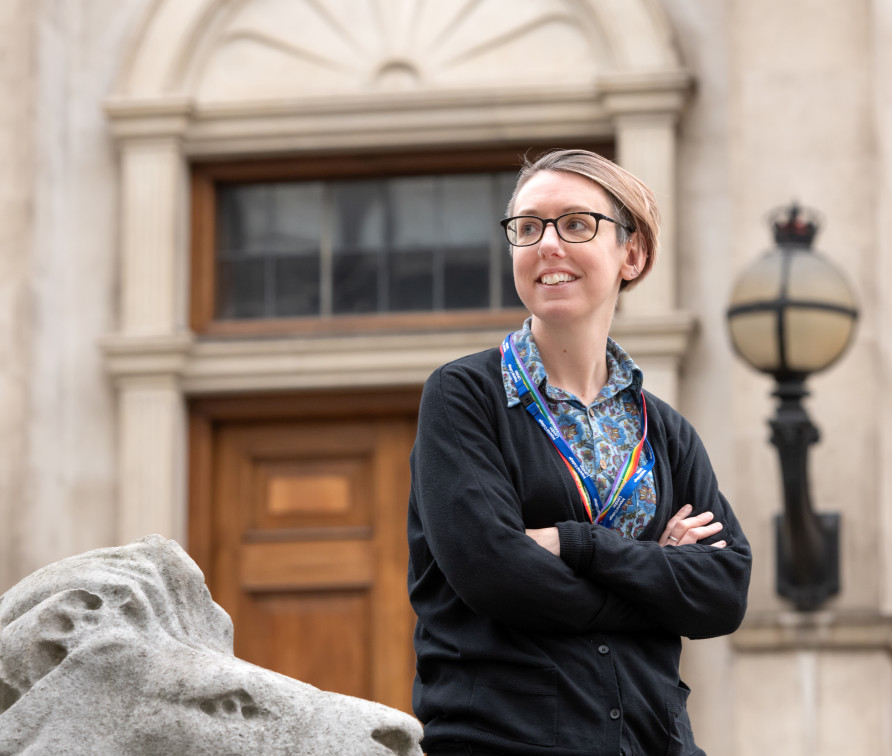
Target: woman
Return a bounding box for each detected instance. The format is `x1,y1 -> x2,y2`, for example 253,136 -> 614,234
407,149 -> 751,756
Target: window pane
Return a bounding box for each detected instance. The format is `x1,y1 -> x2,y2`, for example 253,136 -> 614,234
443,247 -> 487,309
497,172 -> 523,308
441,177 -> 490,309
389,178 -> 436,311
273,184 -> 325,253
218,184 -> 323,258
214,168 -> 520,320
275,256 -> 320,317
501,266 -> 523,308
332,180 -> 384,314
216,183 -> 323,319
216,258 -> 266,319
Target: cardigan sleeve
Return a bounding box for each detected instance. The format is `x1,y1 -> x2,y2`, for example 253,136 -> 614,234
556,403 -> 752,639
409,362 -> 654,636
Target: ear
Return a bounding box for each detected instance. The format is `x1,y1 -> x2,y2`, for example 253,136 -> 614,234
0,588 -> 106,697
620,231 -> 647,283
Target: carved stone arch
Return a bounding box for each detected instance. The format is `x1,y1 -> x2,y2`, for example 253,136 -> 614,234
104,0 -> 694,544
113,0 -> 684,99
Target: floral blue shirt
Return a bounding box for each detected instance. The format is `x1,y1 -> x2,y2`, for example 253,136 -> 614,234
501,319 -> 657,539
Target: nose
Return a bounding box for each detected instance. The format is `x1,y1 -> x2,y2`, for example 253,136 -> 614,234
327,691 -> 423,755
372,721 -> 423,755
536,222 -> 565,257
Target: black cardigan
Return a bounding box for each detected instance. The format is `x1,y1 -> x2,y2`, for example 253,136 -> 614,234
408,348 -> 751,756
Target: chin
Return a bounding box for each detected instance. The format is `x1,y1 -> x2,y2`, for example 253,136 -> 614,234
530,299 -> 618,329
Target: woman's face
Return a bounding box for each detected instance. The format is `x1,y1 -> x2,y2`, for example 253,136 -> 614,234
510,170 -> 642,330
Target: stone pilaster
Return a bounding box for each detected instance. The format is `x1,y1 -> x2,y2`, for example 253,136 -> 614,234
108,111 -> 191,544
601,72 -> 690,404
614,113 -> 678,316
119,138 -> 187,334
117,375 -> 187,543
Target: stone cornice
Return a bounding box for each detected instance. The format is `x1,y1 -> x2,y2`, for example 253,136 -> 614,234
103,73 -> 691,154
101,312 -> 697,395
598,69 -> 693,119
105,96 -> 193,141
101,333 -> 193,388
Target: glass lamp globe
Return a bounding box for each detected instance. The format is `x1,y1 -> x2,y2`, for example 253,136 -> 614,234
726,205 -> 858,380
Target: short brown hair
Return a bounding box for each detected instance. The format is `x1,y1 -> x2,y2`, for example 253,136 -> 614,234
507,149 -> 660,290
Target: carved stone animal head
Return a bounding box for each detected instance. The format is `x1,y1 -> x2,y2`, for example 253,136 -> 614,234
0,535 -> 422,755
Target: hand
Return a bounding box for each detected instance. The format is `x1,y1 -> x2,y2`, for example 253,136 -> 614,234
525,527 -> 560,556
659,504 -> 726,548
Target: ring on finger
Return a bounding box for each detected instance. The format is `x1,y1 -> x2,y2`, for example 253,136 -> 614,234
668,535 -> 679,543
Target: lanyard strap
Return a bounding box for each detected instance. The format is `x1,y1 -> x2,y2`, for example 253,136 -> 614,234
501,334 -> 654,527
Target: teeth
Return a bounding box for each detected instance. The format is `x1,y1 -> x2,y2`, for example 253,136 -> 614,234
539,273 -> 576,285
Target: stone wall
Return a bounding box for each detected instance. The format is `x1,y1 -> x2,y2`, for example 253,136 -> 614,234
0,0 -> 37,594
665,1 -> 892,753
0,1 -> 143,589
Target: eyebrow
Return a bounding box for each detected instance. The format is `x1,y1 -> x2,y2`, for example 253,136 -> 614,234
512,206 -> 598,216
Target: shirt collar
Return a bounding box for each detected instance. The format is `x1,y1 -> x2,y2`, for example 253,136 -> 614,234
502,318 -> 644,407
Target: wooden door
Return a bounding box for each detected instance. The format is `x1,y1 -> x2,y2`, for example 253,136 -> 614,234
188,389 -> 420,714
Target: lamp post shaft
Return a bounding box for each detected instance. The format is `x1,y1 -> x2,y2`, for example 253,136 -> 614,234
769,378 -> 840,609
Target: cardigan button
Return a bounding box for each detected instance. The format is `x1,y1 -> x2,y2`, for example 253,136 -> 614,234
598,644 -> 609,655
609,708 -> 621,720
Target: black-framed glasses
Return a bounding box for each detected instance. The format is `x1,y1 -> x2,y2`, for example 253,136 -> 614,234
499,212 -> 635,247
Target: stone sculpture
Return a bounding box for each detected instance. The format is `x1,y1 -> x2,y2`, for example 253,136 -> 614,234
0,535 -> 422,755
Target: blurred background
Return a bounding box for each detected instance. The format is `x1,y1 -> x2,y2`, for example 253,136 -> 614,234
1,1 -> 889,753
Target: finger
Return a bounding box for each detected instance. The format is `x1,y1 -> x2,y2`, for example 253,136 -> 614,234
711,540 -> 727,549
665,511 -> 714,545
680,521 -> 724,545
674,511 -> 715,537
687,511 -> 716,526
670,504 -> 693,524
660,504 -> 693,546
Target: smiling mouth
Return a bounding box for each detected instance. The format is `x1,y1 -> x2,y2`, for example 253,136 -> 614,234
538,273 -> 577,285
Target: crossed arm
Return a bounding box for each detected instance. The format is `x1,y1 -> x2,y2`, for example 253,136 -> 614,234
524,417 -> 751,638
526,503 -> 727,555
411,364 -> 750,640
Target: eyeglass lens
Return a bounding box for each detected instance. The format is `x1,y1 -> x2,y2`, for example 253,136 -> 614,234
505,213 -> 600,246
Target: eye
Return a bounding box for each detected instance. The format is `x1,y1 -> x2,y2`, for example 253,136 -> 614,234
564,214 -> 595,232
517,219 -> 541,238
192,689 -> 266,720
559,213 -> 598,240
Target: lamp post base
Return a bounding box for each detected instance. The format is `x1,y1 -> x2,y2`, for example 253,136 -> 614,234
775,512 -> 840,611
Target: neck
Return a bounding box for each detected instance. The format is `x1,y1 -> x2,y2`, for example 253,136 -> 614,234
530,317 -> 610,405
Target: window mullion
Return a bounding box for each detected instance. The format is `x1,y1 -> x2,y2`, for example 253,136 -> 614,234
265,186 -> 276,318
320,185 -> 333,317
380,182 -> 391,313
433,178 -> 444,311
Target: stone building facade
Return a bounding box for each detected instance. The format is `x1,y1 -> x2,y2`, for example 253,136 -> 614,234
1,1 -> 891,753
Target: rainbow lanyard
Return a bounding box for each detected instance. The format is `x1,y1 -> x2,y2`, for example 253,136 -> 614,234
501,334 -> 654,528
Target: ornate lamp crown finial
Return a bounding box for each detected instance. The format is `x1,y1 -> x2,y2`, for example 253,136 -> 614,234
771,202 -> 819,248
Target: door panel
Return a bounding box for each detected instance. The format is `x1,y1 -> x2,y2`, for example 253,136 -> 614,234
189,389 -> 420,714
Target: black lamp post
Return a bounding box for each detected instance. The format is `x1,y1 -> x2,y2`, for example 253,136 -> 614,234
726,204 -> 858,611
